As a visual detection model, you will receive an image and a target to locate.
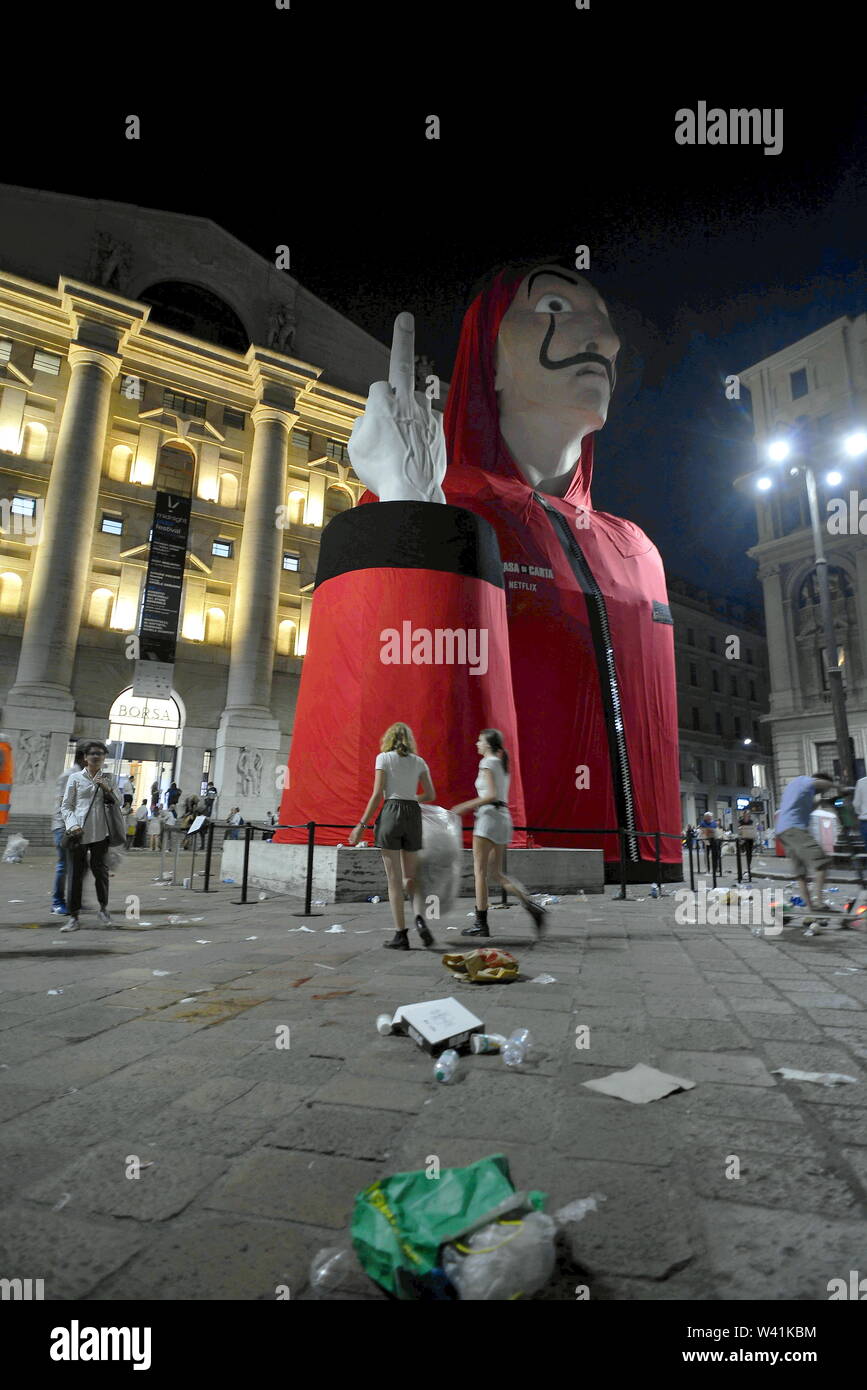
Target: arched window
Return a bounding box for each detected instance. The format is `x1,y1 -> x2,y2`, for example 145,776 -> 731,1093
277,619 -> 296,656
324,485 -> 353,526
88,587 -> 114,627
155,441 -> 195,494
798,567 -> 854,607
0,571 -> 23,616
138,281 -> 250,353
204,606 -> 226,645
218,472 -> 239,508
109,444 -> 133,481
287,490 -> 306,526
21,422 -> 48,462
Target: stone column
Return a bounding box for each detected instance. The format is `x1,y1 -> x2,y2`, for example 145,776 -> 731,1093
214,384 -> 297,824
3,281 -> 145,820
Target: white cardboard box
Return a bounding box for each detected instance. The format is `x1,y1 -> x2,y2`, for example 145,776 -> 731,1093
392,997 -> 485,1055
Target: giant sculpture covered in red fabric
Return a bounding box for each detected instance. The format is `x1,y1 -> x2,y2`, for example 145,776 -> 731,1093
276,264 -> 681,879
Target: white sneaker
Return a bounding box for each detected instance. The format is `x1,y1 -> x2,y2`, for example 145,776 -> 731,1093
97,910 -> 112,926
59,918 -> 80,932
51,906 -> 67,915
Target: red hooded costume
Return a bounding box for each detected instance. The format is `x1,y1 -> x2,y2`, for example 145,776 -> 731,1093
277,268 -> 681,877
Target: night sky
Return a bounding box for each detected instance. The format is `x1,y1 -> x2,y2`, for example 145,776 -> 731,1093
4,2 -> 866,606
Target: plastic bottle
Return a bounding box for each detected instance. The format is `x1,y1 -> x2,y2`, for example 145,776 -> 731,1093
650,883 -> 659,899
470,1033 -> 507,1054
434,1048 -> 460,1083
502,1028 -> 532,1068
376,1014 -> 393,1036
366,895 -> 381,903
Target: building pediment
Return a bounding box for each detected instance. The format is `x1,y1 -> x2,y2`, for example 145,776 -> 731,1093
138,408 -> 224,445
120,541 -> 211,575
0,361 -> 32,388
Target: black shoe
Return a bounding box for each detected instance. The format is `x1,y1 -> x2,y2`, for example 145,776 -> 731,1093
414,915 -> 435,948
383,931 -> 410,950
461,923 -> 490,937
527,902 -> 548,936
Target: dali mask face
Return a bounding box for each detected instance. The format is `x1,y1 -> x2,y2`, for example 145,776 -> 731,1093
494,265 -> 620,442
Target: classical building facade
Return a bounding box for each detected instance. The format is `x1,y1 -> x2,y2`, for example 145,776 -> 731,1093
737,313 -> 867,791
0,183 -> 393,838
668,576 -> 774,829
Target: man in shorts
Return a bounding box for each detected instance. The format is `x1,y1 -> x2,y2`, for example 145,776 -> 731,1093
775,772 -> 837,912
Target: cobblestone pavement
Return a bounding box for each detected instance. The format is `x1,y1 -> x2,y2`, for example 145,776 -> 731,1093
1,849 -> 866,1301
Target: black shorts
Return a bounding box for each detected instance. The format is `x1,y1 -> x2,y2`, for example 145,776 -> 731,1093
376,799 -> 422,851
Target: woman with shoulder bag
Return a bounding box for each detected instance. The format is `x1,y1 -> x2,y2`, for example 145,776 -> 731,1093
60,740 -> 121,931
348,722 -> 437,950
452,728 -> 547,939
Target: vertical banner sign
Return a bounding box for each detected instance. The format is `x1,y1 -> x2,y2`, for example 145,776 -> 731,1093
133,491 -> 192,699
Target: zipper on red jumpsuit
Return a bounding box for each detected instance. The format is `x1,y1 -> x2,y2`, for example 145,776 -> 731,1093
534,494 -> 640,862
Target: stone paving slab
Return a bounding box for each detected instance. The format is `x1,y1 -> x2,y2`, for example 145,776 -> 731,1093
2,853 -> 867,1299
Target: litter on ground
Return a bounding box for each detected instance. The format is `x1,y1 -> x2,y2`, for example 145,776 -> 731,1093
582,1063 -> 696,1104
772,1067 -> 858,1087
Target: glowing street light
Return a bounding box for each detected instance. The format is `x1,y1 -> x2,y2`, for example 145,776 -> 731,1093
767,439 -> 791,463
756,476 -> 773,491
826,470 -> 843,487
843,430 -> 867,458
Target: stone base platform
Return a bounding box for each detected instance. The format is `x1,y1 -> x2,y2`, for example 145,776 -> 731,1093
219,841 -> 606,902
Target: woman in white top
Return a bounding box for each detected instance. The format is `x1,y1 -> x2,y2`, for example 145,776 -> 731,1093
348,722 -> 437,950
60,739 -> 120,931
451,728 -> 547,939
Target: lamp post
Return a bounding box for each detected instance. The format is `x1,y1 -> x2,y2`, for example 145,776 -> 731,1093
750,431 -> 867,788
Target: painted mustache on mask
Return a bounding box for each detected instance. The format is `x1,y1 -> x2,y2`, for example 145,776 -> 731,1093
538,314 -> 616,392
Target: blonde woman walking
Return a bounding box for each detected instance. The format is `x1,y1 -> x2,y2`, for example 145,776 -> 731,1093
451,728 -> 547,938
348,723 -> 437,950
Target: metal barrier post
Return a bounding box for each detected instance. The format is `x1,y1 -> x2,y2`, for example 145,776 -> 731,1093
654,831 -> 661,891
305,821 -> 315,915
230,824 -> 253,906
204,820 -> 215,893
499,847 -> 509,907
688,837 -> 695,894
618,829 -> 627,900
711,837 -> 717,889
735,838 -> 743,883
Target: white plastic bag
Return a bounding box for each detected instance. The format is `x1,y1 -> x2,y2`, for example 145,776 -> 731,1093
442,1211 -> 557,1300
2,834 -> 29,862
416,805 -> 463,916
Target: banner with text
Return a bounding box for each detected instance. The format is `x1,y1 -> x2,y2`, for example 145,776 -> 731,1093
133,490 -> 191,699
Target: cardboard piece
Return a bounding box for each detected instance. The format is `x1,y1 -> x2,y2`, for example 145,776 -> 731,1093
392,996 -> 485,1055
582,1062 -> 696,1104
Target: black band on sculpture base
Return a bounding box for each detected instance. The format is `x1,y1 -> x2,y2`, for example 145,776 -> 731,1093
314,501 -> 505,590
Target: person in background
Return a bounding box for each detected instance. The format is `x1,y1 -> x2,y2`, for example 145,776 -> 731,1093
203,783 -> 218,816
737,806 -> 756,881
124,801 -> 136,851
226,807 -> 243,841
775,771 -> 838,912
60,740 -> 120,931
133,799 -> 150,848
165,781 -> 181,809
49,745 -> 86,914
853,772 -> 867,851
348,722 -> 437,950
147,803 -> 164,853
150,780 -> 160,812
699,811 -> 723,876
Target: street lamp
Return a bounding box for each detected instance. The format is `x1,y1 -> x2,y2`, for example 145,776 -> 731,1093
748,430 -> 864,786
